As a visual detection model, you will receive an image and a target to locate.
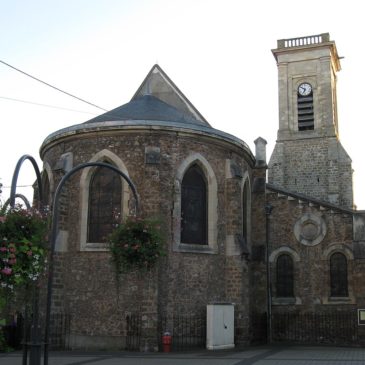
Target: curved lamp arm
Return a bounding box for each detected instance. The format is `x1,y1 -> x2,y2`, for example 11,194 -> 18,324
43,161 -> 139,365
9,154 -> 43,209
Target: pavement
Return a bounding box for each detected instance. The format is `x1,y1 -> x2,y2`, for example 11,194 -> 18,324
1,345 -> 365,365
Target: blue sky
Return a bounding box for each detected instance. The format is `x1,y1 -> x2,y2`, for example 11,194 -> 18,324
1,0 -> 364,208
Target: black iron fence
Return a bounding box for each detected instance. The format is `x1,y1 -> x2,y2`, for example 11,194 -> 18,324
6,309 -> 360,351
125,312 -> 206,351
251,310 -> 359,346
126,313 -> 142,351
7,312 -> 71,350
250,312 -> 267,344
159,312 -> 206,351
271,310 -> 358,346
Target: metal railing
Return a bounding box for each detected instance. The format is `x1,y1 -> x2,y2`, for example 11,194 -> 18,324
159,312 -> 206,351
272,311 -> 358,345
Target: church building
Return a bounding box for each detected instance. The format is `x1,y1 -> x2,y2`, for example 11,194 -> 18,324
39,33 -> 365,349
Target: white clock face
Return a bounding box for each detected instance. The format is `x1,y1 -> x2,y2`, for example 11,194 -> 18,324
298,83 -> 312,96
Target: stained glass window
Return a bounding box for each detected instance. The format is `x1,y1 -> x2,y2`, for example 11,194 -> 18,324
276,254 -> 294,297
88,164 -> 122,243
181,164 -> 207,245
330,252 -> 348,297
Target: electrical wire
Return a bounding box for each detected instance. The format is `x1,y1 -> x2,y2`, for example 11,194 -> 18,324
1,185 -> 33,188
0,59 -> 108,112
0,96 -> 98,115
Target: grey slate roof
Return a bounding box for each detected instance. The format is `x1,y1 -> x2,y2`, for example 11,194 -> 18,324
84,95 -> 207,127
40,64 -> 255,164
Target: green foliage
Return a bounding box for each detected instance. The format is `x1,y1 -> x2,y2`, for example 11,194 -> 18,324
0,207 -> 48,291
109,216 -> 165,274
0,207 -> 48,351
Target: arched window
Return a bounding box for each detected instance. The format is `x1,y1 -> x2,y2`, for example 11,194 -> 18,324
276,254 -> 294,297
88,163 -> 122,243
330,252 -> 348,297
181,164 -> 207,245
41,171 -> 50,208
242,181 -> 250,245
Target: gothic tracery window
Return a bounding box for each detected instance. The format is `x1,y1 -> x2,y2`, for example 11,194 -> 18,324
88,163 -> 122,243
181,164 -> 207,245
330,252 -> 348,297
276,254 -> 294,297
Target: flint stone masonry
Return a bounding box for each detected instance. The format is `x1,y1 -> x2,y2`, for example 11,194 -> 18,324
269,138 -> 353,208
40,126 -> 257,349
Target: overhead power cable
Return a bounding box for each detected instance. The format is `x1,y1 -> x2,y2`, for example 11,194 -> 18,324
2,184 -> 33,188
0,59 -> 108,112
0,96 -> 98,115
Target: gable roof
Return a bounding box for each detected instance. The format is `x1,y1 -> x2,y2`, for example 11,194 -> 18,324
132,64 -> 210,126
84,64 -> 210,127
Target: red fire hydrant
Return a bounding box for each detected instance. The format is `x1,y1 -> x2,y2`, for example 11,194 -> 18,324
162,331 -> 172,352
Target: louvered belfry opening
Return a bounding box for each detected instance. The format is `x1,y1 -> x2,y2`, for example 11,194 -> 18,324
297,89 -> 314,131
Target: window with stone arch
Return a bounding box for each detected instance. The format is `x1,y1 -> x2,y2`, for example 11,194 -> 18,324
41,170 -> 51,208
87,161 -> 122,243
172,153 -> 218,254
242,178 -> 251,247
40,162 -> 54,210
80,149 -> 130,251
276,254 -> 294,298
181,164 -> 207,245
330,252 -> 348,297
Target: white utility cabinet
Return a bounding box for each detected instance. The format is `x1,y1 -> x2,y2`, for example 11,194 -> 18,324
206,303 -> 234,350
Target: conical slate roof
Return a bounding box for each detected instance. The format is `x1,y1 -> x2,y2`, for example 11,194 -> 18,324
40,64 -> 252,161
84,94 -> 207,127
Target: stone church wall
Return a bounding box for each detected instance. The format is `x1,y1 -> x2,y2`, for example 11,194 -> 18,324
41,128 -> 256,348
268,137 -> 353,208
266,189 -> 356,311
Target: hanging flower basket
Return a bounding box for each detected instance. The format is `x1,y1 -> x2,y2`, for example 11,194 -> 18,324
109,216 -> 165,274
0,207 -> 48,292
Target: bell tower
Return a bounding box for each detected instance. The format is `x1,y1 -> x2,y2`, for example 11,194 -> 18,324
268,33 -> 353,208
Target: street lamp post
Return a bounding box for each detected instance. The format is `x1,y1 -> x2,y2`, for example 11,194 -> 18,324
265,203 -> 273,344
43,162 -> 139,365
9,155 -> 44,365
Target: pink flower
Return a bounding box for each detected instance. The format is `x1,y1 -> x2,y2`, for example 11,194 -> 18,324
1,267 -> 12,275
27,251 -> 33,256
0,247 -> 7,252
8,258 -> 16,265
9,247 -> 16,253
